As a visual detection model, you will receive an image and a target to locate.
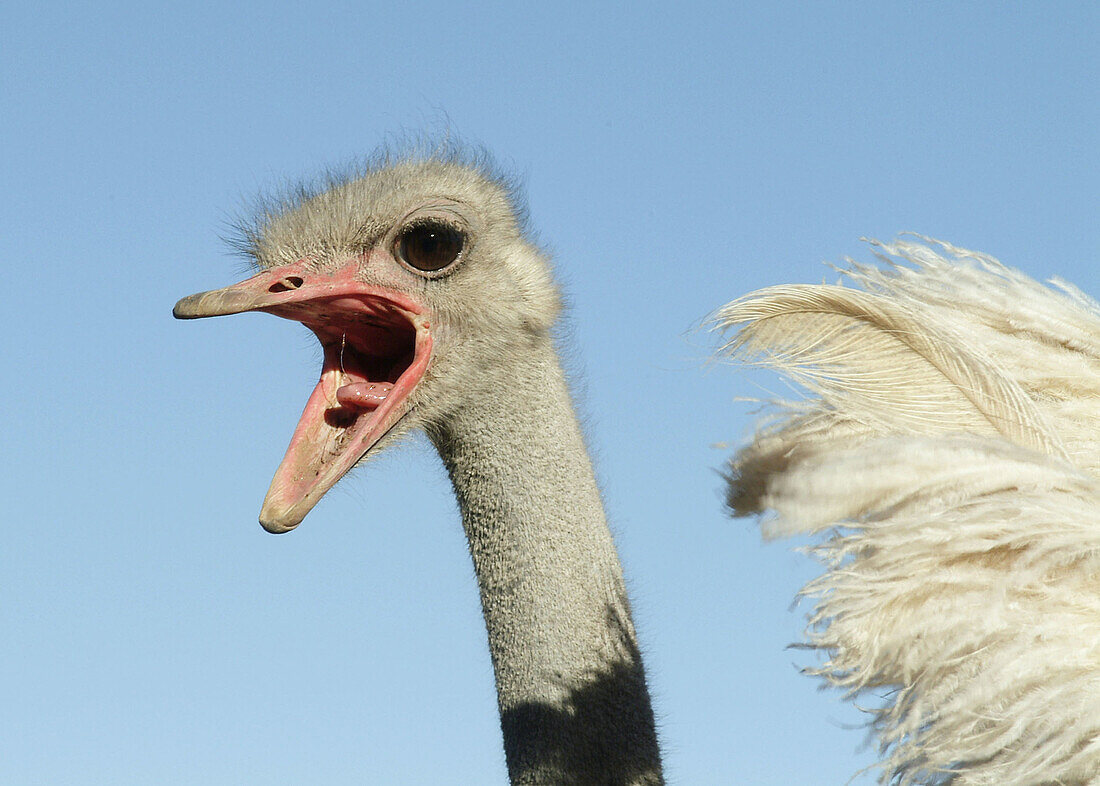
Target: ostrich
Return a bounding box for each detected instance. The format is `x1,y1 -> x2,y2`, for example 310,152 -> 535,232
175,155 -> 663,785
176,152 -> 1100,785
717,238 -> 1100,785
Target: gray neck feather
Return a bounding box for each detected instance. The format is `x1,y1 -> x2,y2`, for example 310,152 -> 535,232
429,337 -> 663,786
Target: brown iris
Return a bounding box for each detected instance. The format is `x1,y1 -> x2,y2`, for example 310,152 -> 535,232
398,222 -> 464,273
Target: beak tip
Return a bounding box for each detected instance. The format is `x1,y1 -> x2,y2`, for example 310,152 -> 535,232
173,293 -> 214,320
259,517 -> 299,535
259,501 -> 305,534
172,287 -> 259,320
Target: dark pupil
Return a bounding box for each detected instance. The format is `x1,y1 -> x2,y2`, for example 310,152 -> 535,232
401,224 -> 463,272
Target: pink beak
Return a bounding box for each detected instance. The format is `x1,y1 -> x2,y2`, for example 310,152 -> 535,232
175,261 -> 432,532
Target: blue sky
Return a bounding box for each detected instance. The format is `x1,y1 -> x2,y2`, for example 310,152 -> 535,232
3,2 -> 1097,783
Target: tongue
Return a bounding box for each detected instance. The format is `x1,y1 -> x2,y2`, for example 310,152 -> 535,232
336,381 -> 394,411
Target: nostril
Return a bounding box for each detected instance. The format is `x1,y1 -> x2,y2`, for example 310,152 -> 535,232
269,276 -> 304,293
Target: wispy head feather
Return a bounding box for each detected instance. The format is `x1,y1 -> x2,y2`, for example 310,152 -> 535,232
226,137 -> 533,268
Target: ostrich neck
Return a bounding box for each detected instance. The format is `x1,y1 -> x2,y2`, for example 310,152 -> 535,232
431,340 -> 664,786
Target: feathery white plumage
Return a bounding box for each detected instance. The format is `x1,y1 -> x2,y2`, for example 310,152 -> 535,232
719,237 -> 1100,785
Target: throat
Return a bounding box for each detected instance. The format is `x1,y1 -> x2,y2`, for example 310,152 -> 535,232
430,349 -> 664,785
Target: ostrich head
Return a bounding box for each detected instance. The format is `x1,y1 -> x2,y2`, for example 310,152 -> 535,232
174,158 -> 560,533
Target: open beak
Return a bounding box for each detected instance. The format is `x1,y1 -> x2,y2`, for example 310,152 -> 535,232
175,261 -> 432,533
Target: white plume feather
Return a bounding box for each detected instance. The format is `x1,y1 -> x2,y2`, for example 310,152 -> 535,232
718,237 -> 1100,785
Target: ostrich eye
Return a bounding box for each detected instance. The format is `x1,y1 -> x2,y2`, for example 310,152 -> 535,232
398,222 -> 464,273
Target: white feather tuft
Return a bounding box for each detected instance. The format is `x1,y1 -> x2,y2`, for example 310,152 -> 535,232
719,238 -> 1100,785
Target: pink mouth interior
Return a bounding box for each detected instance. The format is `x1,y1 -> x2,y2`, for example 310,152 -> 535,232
258,295 -> 430,532
319,314 -> 415,422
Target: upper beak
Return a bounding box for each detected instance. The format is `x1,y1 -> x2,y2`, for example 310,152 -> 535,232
174,262 -> 323,320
